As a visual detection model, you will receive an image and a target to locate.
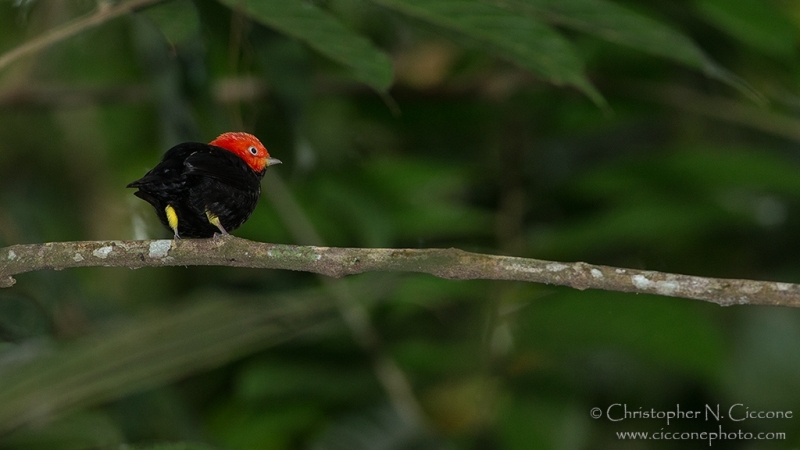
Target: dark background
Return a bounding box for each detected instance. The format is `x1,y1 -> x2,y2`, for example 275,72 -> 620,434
0,0 -> 798,448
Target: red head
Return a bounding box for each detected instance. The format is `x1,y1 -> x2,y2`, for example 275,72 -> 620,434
209,132 -> 281,173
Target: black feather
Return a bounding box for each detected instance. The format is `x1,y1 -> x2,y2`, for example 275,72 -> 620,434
128,142 -> 268,238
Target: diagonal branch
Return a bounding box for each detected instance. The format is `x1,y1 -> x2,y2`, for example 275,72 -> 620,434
1,236 -> 798,307
0,0 -> 164,73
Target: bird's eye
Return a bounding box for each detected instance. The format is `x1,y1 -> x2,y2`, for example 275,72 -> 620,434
248,146 -> 258,155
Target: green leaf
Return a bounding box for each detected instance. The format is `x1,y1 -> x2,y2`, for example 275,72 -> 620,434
215,0 -> 393,91
368,0 -> 604,105
663,146 -> 800,194
696,0 -> 797,57
141,0 -> 201,46
0,298 -> 335,433
507,0 -> 759,100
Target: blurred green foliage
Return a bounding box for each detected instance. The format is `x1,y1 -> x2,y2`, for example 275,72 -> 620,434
0,0 -> 799,448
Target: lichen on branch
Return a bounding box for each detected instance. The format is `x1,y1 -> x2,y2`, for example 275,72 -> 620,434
1,236 -> 798,307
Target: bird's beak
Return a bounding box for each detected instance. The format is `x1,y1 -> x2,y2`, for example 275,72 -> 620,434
266,157 -> 282,166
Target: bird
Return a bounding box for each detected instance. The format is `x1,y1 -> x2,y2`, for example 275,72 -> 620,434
127,132 -> 281,239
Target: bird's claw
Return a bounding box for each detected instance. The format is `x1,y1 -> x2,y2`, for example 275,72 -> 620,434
211,232 -> 230,242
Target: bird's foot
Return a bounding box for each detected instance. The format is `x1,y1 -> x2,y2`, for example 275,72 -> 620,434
211,231 -> 231,242
206,210 -> 229,237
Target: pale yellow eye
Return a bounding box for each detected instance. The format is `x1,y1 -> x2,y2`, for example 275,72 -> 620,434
248,146 -> 258,155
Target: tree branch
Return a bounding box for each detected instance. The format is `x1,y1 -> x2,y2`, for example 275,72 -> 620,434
0,237 -> 797,307
0,0 -> 164,73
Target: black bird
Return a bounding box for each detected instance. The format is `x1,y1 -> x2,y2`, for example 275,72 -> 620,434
127,132 -> 281,238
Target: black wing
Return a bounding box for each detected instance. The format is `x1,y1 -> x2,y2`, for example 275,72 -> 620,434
126,142 -> 209,189
183,146 -> 261,191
